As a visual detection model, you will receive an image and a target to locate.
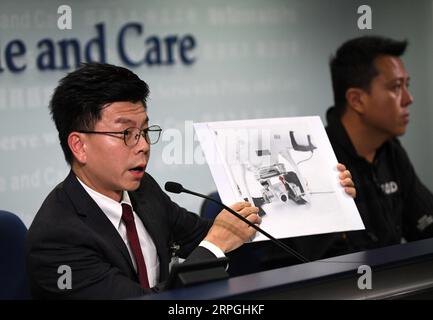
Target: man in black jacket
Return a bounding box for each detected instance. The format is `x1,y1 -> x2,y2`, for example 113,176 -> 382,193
322,36 -> 433,256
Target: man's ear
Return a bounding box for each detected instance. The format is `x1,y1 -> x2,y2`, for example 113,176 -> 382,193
345,88 -> 367,114
68,132 -> 87,164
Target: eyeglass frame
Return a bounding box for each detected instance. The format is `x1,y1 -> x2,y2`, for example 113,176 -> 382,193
77,125 -> 162,147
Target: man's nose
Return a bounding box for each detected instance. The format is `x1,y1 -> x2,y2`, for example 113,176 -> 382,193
136,133 -> 150,153
402,85 -> 413,107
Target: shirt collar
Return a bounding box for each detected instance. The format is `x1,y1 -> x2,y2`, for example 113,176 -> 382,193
326,106 -> 359,158
326,106 -> 390,165
76,176 -> 132,230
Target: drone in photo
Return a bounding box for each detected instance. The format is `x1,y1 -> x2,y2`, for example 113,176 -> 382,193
230,130 -> 317,217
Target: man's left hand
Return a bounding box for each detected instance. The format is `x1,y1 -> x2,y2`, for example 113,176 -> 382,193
337,163 -> 356,198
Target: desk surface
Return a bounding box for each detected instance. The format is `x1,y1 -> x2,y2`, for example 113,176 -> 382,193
140,238 -> 433,300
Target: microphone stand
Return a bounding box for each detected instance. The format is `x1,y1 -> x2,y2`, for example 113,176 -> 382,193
181,187 -> 309,264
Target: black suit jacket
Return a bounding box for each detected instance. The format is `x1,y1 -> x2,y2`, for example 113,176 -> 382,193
26,171 -> 213,299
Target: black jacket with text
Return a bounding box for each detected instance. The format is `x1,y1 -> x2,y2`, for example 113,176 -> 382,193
318,106 -> 433,256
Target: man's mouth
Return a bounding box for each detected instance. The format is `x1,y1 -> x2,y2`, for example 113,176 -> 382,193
129,166 -> 145,172
129,165 -> 146,178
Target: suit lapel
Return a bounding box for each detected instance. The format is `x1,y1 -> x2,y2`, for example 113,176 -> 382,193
63,171 -> 136,274
129,191 -> 168,279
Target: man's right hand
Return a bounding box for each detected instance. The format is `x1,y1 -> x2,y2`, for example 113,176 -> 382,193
204,202 -> 261,253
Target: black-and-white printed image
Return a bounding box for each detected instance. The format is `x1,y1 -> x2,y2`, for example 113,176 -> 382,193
195,117 -> 364,241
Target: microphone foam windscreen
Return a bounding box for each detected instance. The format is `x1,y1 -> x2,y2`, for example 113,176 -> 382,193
164,181 -> 183,194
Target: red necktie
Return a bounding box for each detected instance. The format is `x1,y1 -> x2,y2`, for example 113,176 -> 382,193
121,203 -> 150,289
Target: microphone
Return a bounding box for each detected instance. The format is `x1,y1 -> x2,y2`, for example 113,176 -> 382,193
164,181 -> 309,263
165,181 -> 184,194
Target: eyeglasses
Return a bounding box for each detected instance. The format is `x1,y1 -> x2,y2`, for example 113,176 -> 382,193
77,125 -> 162,147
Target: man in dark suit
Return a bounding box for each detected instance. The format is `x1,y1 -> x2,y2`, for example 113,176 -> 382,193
27,63 -> 355,299
26,63 -> 262,299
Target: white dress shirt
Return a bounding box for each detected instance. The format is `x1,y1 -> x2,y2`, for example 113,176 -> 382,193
77,178 -> 160,287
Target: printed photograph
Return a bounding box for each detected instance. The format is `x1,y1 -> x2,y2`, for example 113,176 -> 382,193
195,117 -> 364,241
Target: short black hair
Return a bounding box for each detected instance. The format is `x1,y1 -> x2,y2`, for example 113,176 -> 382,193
330,36 -> 408,116
49,63 -> 150,165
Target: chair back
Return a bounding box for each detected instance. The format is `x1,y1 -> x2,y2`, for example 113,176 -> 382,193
0,210 -> 31,299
